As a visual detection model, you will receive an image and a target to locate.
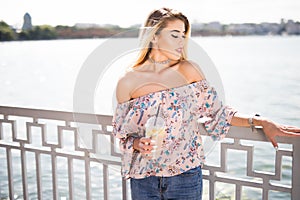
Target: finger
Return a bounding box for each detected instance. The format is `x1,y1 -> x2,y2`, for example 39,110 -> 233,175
269,137 -> 278,150
285,127 -> 300,133
140,137 -> 152,144
150,139 -> 157,146
140,138 -> 157,147
278,129 -> 300,137
139,147 -> 152,155
139,142 -> 154,154
280,125 -> 300,133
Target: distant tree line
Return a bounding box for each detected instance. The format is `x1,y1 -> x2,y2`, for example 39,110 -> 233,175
19,25 -> 57,40
0,21 -> 16,41
0,20 -> 137,41
54,25 -> 137,39
1,19 -> 300,42
0,21 -> 58,41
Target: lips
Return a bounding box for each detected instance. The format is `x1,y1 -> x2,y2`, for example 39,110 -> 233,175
175,47 -> 183,54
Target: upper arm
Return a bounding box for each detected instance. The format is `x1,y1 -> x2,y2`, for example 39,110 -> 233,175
116,75 -> 132,103
178,60 -> 206,83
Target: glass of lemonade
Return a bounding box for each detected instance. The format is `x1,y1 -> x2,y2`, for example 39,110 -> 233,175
145,116 -> 165,159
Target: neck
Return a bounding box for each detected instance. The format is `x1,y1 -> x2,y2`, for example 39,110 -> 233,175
148,57 -> 171,65
147,59 -> 174,73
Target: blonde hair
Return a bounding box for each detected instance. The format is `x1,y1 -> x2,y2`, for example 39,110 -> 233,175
132,7 -> 191,68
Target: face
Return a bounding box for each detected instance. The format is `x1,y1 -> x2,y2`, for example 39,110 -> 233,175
152,19 -> 186,60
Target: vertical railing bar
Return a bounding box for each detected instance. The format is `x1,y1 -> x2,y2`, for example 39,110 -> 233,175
66,121 -> 71,127
235,184 -> 241,200
246,145 -> 254,176
41,124 -> 47,147
20,143 -> 29,199
35,152 -> 43,200
4,114 -> 8,120
57,126 -> 63,149
92,130 -> 98,154
33,118 -> 38,124
122,179 -> 127,200
275,149 -> 283,180
26,122 -> 32,144
103,164 -> 109,200
209,173 -> 215,200
262,186 -> 268,200
12,119 -> 17,142
292,140 -> 300,200
6,147 -> 14,200
68,157 -> 74,200
0,120 -> 3,139
220,143 -> 227,172
51,147 -> 58,200
110,134 -> 115,156
85,152 -> 91,200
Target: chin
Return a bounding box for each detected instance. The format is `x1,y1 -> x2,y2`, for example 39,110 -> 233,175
168,53 -> 181,61
172,55 -> 182,61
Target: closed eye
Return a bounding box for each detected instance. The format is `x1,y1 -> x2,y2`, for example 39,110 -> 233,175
171,34 -> 186,39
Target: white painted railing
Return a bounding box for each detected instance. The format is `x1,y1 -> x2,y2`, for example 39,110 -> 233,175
0,106 -> 299,200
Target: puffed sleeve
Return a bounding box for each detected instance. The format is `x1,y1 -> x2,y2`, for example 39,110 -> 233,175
202,85 -> 237,141
112,101 -> 137,178
112,101 -> 132,139
193,80 -> 237,141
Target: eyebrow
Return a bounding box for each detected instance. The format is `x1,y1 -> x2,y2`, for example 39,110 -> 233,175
170,30 -> 186,34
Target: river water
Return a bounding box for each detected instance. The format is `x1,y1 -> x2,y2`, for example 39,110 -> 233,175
0,36 -> 300,199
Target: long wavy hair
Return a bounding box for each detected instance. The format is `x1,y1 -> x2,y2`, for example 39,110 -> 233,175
132,7 -> 190,68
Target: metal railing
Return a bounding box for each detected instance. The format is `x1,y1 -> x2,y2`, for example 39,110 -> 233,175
0,106 -> 299,200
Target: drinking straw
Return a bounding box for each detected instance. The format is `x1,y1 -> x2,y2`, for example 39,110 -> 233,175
154,103 -> 161,126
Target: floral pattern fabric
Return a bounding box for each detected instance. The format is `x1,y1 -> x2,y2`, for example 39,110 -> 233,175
112,80 -> 237,179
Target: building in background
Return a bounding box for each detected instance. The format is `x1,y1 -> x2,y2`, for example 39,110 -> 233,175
22,12 -> 32,31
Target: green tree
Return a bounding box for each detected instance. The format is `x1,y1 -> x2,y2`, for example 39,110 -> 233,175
19,25 -> 57,40
0,21 -> 16,41
36,25 -> 57,39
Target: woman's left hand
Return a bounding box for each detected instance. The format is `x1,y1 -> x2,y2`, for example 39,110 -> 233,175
261,119 -> 300,149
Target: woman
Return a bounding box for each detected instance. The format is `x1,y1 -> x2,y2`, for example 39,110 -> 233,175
112,7 -> 300,200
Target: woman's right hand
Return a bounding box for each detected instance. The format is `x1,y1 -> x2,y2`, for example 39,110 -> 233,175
133,137 -> 156,155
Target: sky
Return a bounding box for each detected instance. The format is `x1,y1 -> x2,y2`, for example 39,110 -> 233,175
0,0 -> 300,28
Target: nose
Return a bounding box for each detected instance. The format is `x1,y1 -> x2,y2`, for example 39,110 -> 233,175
178,37 -> 185,45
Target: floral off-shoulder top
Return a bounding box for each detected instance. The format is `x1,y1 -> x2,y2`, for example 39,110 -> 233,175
112,80 -> 237,179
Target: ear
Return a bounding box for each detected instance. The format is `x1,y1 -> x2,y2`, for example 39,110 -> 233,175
151,35 -> 159,49
151,34 -> 158,44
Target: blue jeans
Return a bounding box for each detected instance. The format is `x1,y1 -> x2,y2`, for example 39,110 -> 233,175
130,166 -> 202,200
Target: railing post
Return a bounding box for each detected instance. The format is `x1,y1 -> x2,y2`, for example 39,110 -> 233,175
209,173 -> 216,200
20,143 -> 29,199
103,164 -> 109,200
122,179 -> 128,200
292,139 -> 300,200
6,147 -> 14,200
51,147 -> 58,200
68,157 -> 74,200
35,152 -> 43,200
85,152 -> 92,200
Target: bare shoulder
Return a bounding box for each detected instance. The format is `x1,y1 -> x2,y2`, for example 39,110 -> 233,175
115,70 -> 137,103
178,60 -> 205,83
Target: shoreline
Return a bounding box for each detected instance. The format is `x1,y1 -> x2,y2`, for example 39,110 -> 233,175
2,19 -> 300,42
1,34 -> 299,43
